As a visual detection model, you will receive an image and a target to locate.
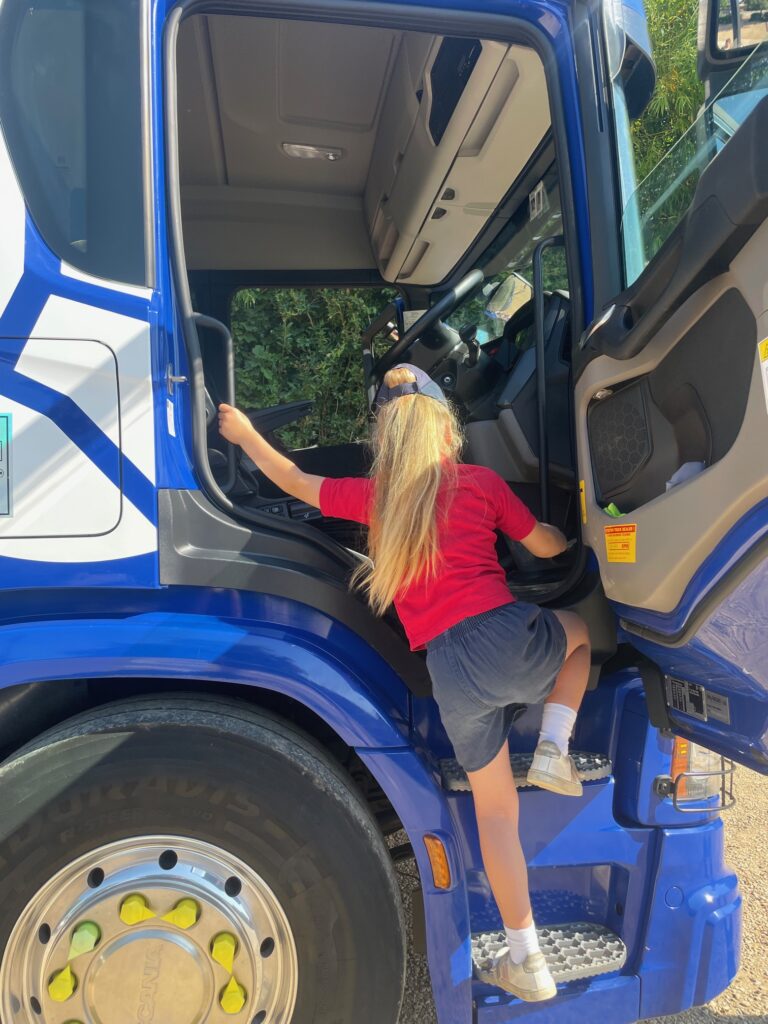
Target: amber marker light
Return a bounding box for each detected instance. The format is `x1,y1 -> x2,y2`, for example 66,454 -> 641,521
671,737 -> 690,799
423,834 -> 452,890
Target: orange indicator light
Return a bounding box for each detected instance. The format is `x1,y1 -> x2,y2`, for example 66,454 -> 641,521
423,834 -> 452,890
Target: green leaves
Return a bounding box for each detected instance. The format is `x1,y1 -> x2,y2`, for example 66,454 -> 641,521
230,286 -> 395,449
632,0 -> 705,181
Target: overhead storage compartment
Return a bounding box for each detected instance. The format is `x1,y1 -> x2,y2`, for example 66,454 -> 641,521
366,41 -> 550,284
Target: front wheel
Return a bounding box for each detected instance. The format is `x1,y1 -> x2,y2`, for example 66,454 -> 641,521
0,696 -> 406,1024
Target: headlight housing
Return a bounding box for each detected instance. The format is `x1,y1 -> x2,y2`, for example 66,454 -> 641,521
655,737 -> 736,812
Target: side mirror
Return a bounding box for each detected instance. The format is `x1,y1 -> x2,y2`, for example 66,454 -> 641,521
698,0 -> 768,94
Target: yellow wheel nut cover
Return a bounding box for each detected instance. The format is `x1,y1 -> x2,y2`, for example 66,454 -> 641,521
220,976 -> 247,1014
68,921 -> 101,960
119,894 -> 156,926
48,964 -> 77,1002
162,898 -> 199,929
211,932 -> 238,973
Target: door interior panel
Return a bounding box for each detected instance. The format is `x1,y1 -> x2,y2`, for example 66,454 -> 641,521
575,95 -> 768,365
587,289 -> 756,511
576,216 -> 768,615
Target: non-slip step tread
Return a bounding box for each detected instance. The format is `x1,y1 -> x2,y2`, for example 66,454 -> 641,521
473,921 -> 627,986
440,750 -> 612,792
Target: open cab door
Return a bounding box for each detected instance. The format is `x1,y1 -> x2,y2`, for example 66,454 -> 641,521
574,28 -> 768,772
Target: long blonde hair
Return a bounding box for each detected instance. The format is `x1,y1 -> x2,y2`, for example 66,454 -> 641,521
352,366 -> 463,615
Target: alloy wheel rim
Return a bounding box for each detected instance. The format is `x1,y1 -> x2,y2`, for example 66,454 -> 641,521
0,835 -> 298,1024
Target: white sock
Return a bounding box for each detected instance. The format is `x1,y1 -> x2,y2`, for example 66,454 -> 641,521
505,922 -> 540,964
539,703 -> 577,756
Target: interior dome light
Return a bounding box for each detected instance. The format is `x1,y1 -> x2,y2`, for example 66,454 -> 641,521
281,143 -> 344,161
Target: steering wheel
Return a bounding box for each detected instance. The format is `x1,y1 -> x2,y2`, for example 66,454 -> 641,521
370,268 -> 485,383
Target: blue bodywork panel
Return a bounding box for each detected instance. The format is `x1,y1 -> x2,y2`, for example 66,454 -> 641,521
0,591 -> 743,1024
616,502 -> 768,772
0,1 -> 753,1021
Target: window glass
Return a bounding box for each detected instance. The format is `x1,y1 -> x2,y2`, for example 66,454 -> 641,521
444,166 -> 568,343
615,42 -> 768,281
0,0 -> 147,285
230,287 -> 396,450
716,0 -> 768,54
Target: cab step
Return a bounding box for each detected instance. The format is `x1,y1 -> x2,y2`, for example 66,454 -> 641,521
440,751 -> 612,792
473,922 -> 627,986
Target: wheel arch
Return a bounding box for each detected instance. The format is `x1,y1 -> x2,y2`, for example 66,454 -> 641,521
0,626 -> 473,1022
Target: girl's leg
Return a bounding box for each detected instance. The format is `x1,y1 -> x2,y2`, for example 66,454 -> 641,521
467,742 -> 532,930
528,611 -> 591,794
468,741 -> 557,1000
547,610 -> 591,712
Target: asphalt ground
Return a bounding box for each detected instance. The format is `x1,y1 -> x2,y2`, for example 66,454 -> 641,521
396,767 -> 768,1023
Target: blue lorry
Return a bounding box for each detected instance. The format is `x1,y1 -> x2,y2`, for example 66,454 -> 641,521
0,0 -> 766,1021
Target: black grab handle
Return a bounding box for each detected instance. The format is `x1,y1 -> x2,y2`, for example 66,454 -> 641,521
193,312 -> 237,494
532,235 -> 563,524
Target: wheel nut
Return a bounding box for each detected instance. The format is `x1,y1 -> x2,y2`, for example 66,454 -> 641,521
220,976 -> 247,1014
68,921 -> 101,960
162,898 -> 200,929
119,894 -> 156,925
48,964 -> 77,1002
211,932 -> 238,973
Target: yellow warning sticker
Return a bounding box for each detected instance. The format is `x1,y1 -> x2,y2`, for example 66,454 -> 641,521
604,523 -> 637,563
579,480 -> 587,524
759,338 -> 768,417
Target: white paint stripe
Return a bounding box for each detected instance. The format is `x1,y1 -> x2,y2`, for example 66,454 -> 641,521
0,497 -> 156,560
30,297 -> 156,485
14,338 -> 121,448
59,259 -> 154,300
0,397 -> 121,538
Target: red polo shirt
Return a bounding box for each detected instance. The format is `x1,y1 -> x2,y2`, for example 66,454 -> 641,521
319,463 -> 536,650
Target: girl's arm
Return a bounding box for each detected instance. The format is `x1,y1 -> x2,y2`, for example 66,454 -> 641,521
218,403 -> 324,507
520,522 -> 568,558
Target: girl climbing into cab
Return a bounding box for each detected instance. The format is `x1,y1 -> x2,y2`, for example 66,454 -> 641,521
218,364 -> 591,1002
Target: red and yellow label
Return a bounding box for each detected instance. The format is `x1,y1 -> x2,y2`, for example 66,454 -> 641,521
604,523 -> 637,563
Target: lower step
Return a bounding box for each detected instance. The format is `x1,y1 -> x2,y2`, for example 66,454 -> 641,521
473,922 -> 627,986
440,751 -> 612,792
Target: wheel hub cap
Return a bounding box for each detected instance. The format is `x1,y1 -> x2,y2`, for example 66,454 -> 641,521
0,836 -> 298,1024
88,929 -> 211,1024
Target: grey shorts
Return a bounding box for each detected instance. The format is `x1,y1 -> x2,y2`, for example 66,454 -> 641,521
425,601 -> 568,773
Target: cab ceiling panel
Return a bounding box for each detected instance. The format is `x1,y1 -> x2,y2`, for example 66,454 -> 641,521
209,17 -> 399,194
177,15 -> 404,270
175,15 -> 549,280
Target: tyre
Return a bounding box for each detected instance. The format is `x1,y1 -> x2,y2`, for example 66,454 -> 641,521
0,696 -> 406,1024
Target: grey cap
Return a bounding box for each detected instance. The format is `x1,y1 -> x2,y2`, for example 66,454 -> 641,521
373,363 -> 447,412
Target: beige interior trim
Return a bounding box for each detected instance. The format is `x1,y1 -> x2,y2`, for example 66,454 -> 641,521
576,217 -> 768,614
176,15 -> 550,280
466,410 -> 575,487
379,47 -> 550,284
465,413 -> 538,483
182,187 -> 373,270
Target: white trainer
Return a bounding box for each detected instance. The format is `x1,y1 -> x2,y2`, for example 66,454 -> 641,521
481,948 -> 557,1001
527,740 -> 583,797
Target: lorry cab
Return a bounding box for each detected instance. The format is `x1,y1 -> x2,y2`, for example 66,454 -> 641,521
0,1 -> 766,1022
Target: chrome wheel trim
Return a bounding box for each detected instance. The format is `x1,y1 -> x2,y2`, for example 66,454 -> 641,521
0,835 -> 298,1024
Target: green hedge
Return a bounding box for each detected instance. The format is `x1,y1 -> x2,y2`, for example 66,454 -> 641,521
231,286 -> 394,448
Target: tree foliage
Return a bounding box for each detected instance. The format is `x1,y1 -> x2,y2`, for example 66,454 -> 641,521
631,0 -> 705,181
231,286 -> 394,448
